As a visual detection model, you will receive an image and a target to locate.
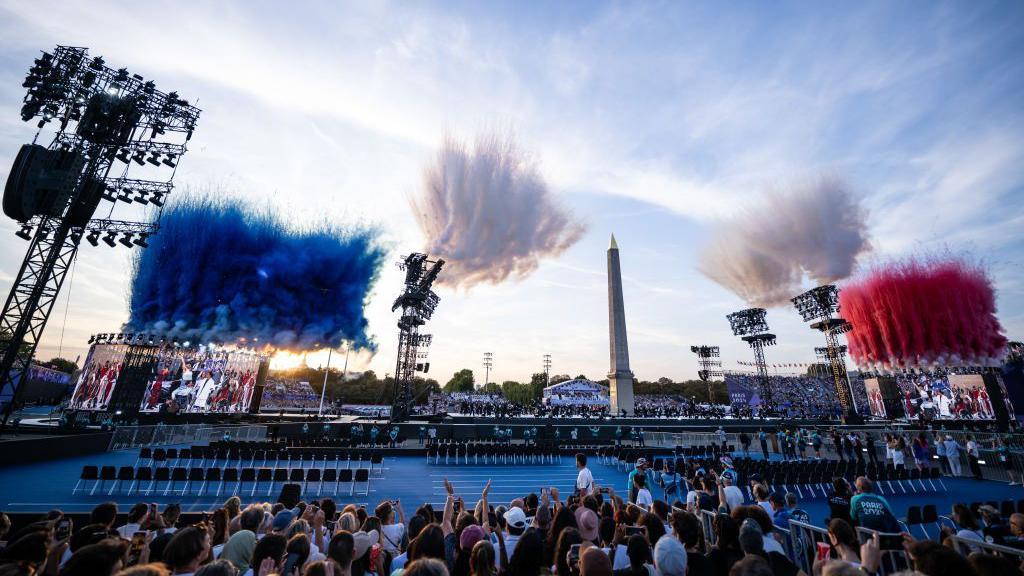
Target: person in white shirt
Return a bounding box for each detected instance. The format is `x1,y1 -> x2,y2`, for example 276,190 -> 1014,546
634,474 -> 653,507
719,476 -> 744,511
376,499 -> 406,555
576,453 -> 595,496
116,503 -> 151,539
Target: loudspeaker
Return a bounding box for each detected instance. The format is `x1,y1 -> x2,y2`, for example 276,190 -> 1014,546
66,177 -> 104,227
3,144 -> 47,221
278,483 -> 302,508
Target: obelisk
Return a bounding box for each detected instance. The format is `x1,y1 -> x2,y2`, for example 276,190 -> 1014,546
607,234 -> 634,415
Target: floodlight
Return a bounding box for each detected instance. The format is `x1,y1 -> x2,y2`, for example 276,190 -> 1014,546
118,233 -> 134,248
102,231 -> 117,247
15,226 -> 32,241
86,231 -> 100,246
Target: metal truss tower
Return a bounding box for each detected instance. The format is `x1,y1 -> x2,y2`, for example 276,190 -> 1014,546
0,46 -> 199,427
390,253 -> 443,422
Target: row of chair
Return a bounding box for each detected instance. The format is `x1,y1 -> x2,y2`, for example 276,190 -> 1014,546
733,457 -> 947,498
137,447 -> 386,474
426,443 -> 561,465
75,465 -> 372,498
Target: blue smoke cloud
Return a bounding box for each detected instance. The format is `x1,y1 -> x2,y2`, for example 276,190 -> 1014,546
126,196 -> 387,351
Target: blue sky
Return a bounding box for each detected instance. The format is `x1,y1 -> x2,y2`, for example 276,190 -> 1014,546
0,1 -> 1021,384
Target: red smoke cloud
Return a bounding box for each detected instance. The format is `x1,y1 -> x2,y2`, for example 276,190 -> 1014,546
839,257 -> 1008,371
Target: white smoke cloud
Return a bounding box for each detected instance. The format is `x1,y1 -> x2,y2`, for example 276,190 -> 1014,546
698,177 -> 870,307
412,132 -> 586,288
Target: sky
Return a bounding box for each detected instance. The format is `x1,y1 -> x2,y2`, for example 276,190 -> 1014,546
0,1 -> 1021,385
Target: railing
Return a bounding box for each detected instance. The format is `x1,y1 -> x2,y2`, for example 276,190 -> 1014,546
788,519 -> 830,575
107,424 -> 268,450
947,534 -> 1024,562
644,431 -> 725,449
698,509 -> 717,551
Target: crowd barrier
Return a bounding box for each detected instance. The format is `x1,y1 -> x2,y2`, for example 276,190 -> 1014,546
107,423 -> 268,450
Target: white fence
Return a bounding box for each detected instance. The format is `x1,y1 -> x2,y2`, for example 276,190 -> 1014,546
107,424 -> 268,450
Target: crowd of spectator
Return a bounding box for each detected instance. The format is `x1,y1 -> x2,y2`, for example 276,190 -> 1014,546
3,436 -> 1023,576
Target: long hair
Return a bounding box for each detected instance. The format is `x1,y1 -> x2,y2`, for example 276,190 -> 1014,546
470,540 -> 496,576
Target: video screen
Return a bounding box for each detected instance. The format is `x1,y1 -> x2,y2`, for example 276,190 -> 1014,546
68,344 -> 129,411
864,378 -> 888,418
896,372 -> 995,420
259,378 -> 320,412
139,347 -> 260,414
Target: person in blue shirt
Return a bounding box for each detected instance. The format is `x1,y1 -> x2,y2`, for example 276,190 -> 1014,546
769,492 -> 793,529
626,458 -> 655,503
758,429 -> 769,460
849,477 -> 900,532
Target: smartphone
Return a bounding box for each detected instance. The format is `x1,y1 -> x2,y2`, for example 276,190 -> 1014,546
128,532 -> 147,565
55,518 -> 72,541
880,534 -> 904,550
453,500 -> 462,513
816,542 -> 831,561
149,503 -> 158,518
282,552 -> 301,576
625,526 -> 645,536
568,543 -> 581,566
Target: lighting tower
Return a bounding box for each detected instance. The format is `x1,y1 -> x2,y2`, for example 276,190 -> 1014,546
543,354 -> 552,384
726,308 -> 776,408
690,345 -> 722,404
792,285 -> 855,415
390,253 -> 443,422
0,46 -> 199,426
483,352 -> 493,387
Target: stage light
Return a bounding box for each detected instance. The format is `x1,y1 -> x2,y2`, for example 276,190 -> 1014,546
115,149 -> 131,163
70,230 -> 83,244
118,233 -> 134,248
133,233 -> 150,248
86,231 -> 100,246
101,184 -> 117,202
15,226 -> 32,241
102,231 -> 117,247
133,191 -> 149,205
88,335 -> 95,344
161,154 -> 177,168
151,192 -> 165,207
146,152 -> 161,166
131,151 -> 146,166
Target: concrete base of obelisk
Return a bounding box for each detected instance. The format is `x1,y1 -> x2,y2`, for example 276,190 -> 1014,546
608,371 -> 635,416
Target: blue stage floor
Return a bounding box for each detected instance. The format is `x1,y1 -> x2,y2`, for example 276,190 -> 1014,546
0,448 -> 1020,530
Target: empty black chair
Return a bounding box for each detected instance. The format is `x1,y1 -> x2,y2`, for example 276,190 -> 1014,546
74,465 -> 99,494
339,468 -> 354,494
306,468 -> 321,494
165,448 -> 179,464
167,467 -> 188,495
136,447 -> 152,467
203,468 -> 222,496
354,468 -> 370,496
251,468 -> 271,497
904,506 -> 926,538
322,468 -> 338,495
111,466 -> 135,495
222,468 -> 239,496
289,468 -> 305,484
152,467 -> 170,495
272,468 -> 289,496
184,467 -> 204,494
130,467 -> 152,496
94,466 -> 117,495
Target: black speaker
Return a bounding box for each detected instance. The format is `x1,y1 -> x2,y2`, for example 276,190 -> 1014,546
66,177 -> 104,227
3,144 -> 46,221
278,483 -> 302,508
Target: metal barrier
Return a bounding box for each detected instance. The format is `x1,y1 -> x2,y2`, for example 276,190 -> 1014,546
696,509 -> 719,552
107,423 -> 268,450
947,534 -> 1024,562
787,519 -> 831,575
855,527 -> 911,575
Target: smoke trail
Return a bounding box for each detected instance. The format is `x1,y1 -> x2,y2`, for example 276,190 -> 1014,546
126,196 -> 387,351
412,132 -> 586,288
698,178 -> 870,307
839,256 -> 1008,371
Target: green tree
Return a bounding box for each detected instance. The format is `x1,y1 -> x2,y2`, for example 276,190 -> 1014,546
444,368 -> 475,393
42,357 -> 78,373
480,381 -> 502,395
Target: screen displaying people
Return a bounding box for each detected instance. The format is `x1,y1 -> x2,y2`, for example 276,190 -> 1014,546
139,347 -> 261,414
895,372 -> 996,420
864,378 -> 888,418
68,344 -> 129,410
258,378 -> 319,412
